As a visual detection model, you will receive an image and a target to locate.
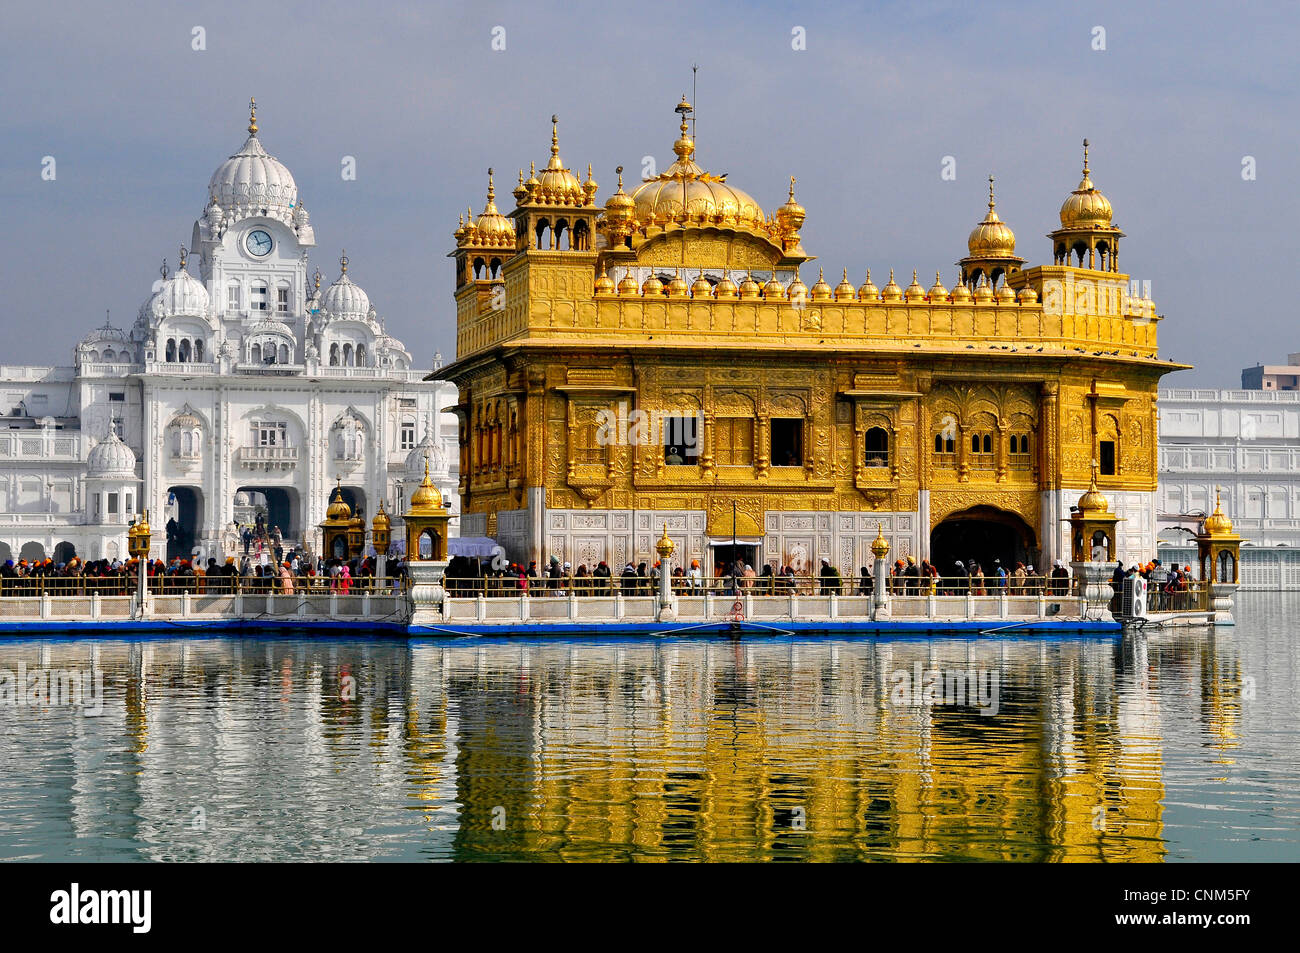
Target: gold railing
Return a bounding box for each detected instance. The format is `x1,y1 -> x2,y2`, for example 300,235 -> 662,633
0,574 -> 409,597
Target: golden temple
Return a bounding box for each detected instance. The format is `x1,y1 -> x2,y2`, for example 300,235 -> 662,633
436,102 -> 1187,574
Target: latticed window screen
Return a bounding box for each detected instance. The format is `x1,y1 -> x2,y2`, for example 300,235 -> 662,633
714,417 -> 753,466
574,410 -> 604,465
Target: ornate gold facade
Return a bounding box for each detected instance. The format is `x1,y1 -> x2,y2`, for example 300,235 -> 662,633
436,103 -> 1187,570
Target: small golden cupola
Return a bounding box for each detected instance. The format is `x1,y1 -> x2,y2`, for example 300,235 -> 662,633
857,268 -> 879,302
810,267 -> 832,301
904,269 -> 926,302
603,166 -> 637,245
1202,488 -> 1235,536
834,268 -> 856,301
880,268 -> 903,302
536,115 -> 586,205
1050,139 -> 1125,271
326,479 -> 352,520
472,169 -> 515,247
959,175 -> 1025,290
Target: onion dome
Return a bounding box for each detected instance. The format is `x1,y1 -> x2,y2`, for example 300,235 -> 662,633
326,479 -> 352,520
739,271 -> 761,299
786,269 -> 808,301
775,176 -> 806,235
453,214 -> 468,244
617,271 -> 640,295
968,176 -> 1018,257
87,430 -> 137,477
405,426 -> 444,477
927,271 -> 949,301
973,275 -> 994,303
690,273 -> 713,297
207,99 -> 298,226
320,252 -> 371,318
715,272 -> 738,299
810,268 -> 832,301
904,269 -> 926,303
524,161 -> 540,194
512,169 -> 529,204
631,102 -> 768,231
950,272 -> 972,303
1017,286 -> 1039,305
857,269 -> 880,301
472,169 -> 515,246
762,271 -> 784,299
149,250 -> 210,320
407,457 -> 445,514
641,273 -> 664,296
1076,469 -> 1110,514
603,167 -> 636,226
832,269 -> 855,301
1059,140 -> 1114,228
666,269 -> 690,297
583,164 -> 599,204
535,116 -> 586,205
594,265 -> 615,294
372,500 -> 391,533
82,312 -> 128,349
880,269 -> 903,302
996,282 -> 1018,304
1202,488 -> 1235,536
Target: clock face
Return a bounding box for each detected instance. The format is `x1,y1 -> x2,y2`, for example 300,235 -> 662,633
245,229 -> 273,257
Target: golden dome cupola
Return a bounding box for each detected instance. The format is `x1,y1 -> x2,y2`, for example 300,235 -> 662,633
1203,487 -> 1235,537
857,268 -> 879,302
810,268 -> 832,301
1050,140 -> 1125,271
533,115 -> 588,206
834,268 -> 856,301
880,269 -> 903,302
959,175 -> 1025,290
603,166 -> 637,245
904,269 -> 926,302
469,169 -> 515,248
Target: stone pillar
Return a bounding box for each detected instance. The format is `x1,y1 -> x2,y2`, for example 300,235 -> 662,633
1070,561 -> 1115,622
407,559 -> 449,627
655,524 -> 676,622
870,524 -> 891,621
1209,582 -> 1238,626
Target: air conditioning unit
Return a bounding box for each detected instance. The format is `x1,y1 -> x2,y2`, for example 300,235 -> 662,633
1121,575 -> 1147,618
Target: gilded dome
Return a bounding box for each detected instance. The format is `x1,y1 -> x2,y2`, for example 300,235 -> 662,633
968,176 -> 1018,257
857,269 -> 879,301
372,501 -> 391,532
738,271 -> 761,298
880,269 -> 902,302
326,481 -> 352,520
408,458 -> 444,514
775,177 -> 806,234
533,117 -> 586,205
786,271 -> 808,301
1059,140 -> 1114,228
904,269 -> 925,302
927,271 -> 948,301
834,269 -> 856,301
810,268 -> 832,301
472,169 -> 515,246
630,111 -> 767,232
1016,285 -> 1038,305
641,273 -> 664,296
594,266 -> 615,294
1076,468 -> 1110,514
715,273 -> 738,299
1203,489 -> 1235,536
762,272 -> 784,298
973,275 -> 994,303
950,273 -> 972,303
603,167 -> 636,224
690,274 -> 712,297
616,272 -> 639,295
666,270 -> 690,297
207,100 -> 298,227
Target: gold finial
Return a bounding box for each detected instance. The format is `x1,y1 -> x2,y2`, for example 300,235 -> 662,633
517,168 -> 524,187
988,174 -> 996,212
1090,458 -> 1099,487
912,268 -> 918,282
550,115 -> 559,157
486,167 -> 495,201
313,268 -> 321,292
339,250 -> 348,274
529,160 -> 536,177
160,259 -> 169,281
616,165 -> 624,189
818,267 -> 824,280
248,97 -> 257,136
178,244 -> 187,270
423,452 -> 430,481
936,270 -> 942,283
1082,138 -> 1090,176
888,268 -> 894,281
843,268 -> 849,281
788,175 -> 796,200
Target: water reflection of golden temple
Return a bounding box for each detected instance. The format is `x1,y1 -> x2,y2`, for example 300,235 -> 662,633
436,102 -> 1187,574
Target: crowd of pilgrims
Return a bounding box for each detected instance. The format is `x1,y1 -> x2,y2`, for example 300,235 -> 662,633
0,551 -> 408,596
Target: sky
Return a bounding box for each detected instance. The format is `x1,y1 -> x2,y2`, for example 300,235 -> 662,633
1,0 -> 1296,386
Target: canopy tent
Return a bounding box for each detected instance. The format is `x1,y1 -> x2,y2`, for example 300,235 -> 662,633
448,536 -> 499,558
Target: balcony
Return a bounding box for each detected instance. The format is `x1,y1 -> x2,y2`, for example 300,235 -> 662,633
235,446 -> 299,471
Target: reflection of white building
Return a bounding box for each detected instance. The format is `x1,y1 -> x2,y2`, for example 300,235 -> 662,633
0,102 -> 458,565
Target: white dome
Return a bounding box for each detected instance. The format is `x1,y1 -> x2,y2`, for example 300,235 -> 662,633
321,272 -> 370,319
149,266 -> 210,321
86,431 -> 137,477
405,429 -> 447,477
208,134 -> 298,226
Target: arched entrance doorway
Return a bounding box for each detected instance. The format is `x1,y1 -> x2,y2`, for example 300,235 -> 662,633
234,486 -> 299,541
931,506 -> 1038,575
166,486 -> 204,561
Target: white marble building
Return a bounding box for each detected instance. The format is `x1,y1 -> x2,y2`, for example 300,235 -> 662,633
0,104 -> 458,566
1157,387 -> 1300,549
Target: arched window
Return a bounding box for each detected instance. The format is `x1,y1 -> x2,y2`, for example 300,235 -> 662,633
572,220 -> 590,251
864,427 -> 889,468
251,343 -> 262,364
178,339 -> 191,362
194,340 -> 204,362
934,432 -> 956,455
278,343 -> 289,364
343,343 -> 354,366
329,343 -> 339,366
165,339 -> 176,362
356,343 -> 366,366
101,348 -> 114,362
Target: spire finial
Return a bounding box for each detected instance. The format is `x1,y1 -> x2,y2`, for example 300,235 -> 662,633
616,165 -> 624,190
313,268 -> 321,292
551,114 -> 559,157
339,250 -> 348,274
988,174 -> 996,212
788,175 -> 796,200
178,244 -> 187,270
1082,138 -> 1090,176
486,167 -> 495,202
160,259 -> 169,281
248,97 -> 257,136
